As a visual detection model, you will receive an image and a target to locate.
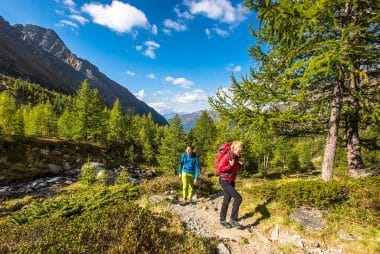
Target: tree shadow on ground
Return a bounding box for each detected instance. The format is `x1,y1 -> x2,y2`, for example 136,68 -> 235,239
240,199 -> 271,229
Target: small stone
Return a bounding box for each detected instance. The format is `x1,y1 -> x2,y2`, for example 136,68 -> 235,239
217,242 -> 231,254
63,162 -> 71,170
270,224 -> 280,241
338,229 -> 358,241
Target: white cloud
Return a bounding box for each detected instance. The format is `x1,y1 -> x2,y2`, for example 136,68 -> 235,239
145,41 -> 160,48
213,26 -> 229,37
138,40 -> 160,59
233,65 -> 242,72
135,89 -> 145,100
205,28 -> 211,39
227,64 -> 242,72
185,0 -> 246,24
174,89 -> 208,104
165,76 -> 175,82
153,90 -> 172,96
148,102 -> 171,114
165,76 -> 193,89
163,19 -> 187,32
55,9 -> 65,16
162,28 -> 172,35
62,0 -> 75,7
69,14 -> 88,25
146,73 -> 156,79
81,0 -> 148,33
126,70 -> 136,76
58,20 -> 78,28
174,6 -> 194,20
151,24 -> 158,35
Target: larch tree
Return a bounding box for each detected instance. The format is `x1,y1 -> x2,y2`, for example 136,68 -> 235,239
0,92 -> 17,134
158,114 -> 186,175
137,113 -> 158,165
192,111 -> 217,168
73,80 -> 106,141
210,0 -> 379,181
107,99 -> 126,143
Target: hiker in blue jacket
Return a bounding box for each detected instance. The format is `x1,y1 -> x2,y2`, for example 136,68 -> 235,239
178,145 -> 200,205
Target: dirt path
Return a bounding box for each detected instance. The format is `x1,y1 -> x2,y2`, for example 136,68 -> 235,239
159,192 -> 345,254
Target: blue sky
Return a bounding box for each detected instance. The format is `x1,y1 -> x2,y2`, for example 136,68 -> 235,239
0,0 -> 256,114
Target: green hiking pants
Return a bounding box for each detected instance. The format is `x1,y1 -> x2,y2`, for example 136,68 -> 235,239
182,172 -> 195,200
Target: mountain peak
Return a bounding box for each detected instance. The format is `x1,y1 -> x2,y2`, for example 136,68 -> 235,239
0,16 -> 167,125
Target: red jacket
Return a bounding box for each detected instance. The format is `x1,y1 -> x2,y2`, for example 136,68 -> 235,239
218,151 -> 243,182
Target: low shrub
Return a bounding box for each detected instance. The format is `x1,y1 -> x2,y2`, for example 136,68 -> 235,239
0,184 -> 215,253
276,179 -> 349,209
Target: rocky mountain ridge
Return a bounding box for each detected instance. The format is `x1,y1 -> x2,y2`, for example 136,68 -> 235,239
0,16 -> 167,125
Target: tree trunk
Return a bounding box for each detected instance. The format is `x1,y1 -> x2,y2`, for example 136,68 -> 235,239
345,75 -> 364,177
321,81 -> 343,181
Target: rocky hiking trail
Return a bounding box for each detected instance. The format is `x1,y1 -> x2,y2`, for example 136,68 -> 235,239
150,193 -> 345,254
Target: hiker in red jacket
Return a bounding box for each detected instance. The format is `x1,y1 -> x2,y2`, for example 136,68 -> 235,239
218,141 -> 244,229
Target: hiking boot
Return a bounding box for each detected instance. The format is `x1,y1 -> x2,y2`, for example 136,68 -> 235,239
220,221 -> 232,229
229,219 -> 243,229
180,200 -> 188,206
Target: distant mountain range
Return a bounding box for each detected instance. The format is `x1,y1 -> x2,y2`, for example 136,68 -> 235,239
164,110 -> 218,132
0,16 -> 167,125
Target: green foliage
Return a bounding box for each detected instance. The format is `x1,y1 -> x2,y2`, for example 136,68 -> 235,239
210,0 -> 380,178
138,175 -> 181,196
57,108 -> 75,138
79,162 -> 97,185
115,170 -> 130,185
107,98 -> 126,143
246,175 -> 380,226
8,184 -> 138,225
192,111 -> 217,168
0,184 -> 214,253
246,181 -> 279,202
0,91 -> 17,134
157,115 -> 186,175
72,80 -> 107,142
276,179 -> 349,209
136,113 -> 159,165
23,102 -> 57,137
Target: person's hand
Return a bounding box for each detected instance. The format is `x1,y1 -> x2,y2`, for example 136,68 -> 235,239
179,174 -> 182,178
229,160 -> 234,166
194,179 -> 198,185
238,160 -> 244,166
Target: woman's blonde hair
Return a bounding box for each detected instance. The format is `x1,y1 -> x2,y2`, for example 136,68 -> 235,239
231,141 -> 244,151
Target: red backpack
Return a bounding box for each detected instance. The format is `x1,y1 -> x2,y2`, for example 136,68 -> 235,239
214,143 -> 232,175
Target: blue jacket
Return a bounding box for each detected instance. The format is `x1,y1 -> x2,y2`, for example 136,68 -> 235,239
179,152 -> 200,179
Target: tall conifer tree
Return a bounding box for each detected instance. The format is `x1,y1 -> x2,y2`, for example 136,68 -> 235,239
211,0 -> 379,180
192,111 -> 216,167
73,80 -> 106,141
107,99 -> 126,143
0,92 -> 17,134
158,114 -> 186,174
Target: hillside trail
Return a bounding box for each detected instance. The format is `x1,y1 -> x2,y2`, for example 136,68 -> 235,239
159,192 -> 345,254
165,192 -> 274,254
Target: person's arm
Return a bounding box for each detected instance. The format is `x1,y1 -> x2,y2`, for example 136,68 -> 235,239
194,155 -> 200,181
178,154 -> 184,176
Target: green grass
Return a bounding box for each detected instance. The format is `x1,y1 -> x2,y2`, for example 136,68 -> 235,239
0,182 -> 216,253
240,175 -> 380,254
